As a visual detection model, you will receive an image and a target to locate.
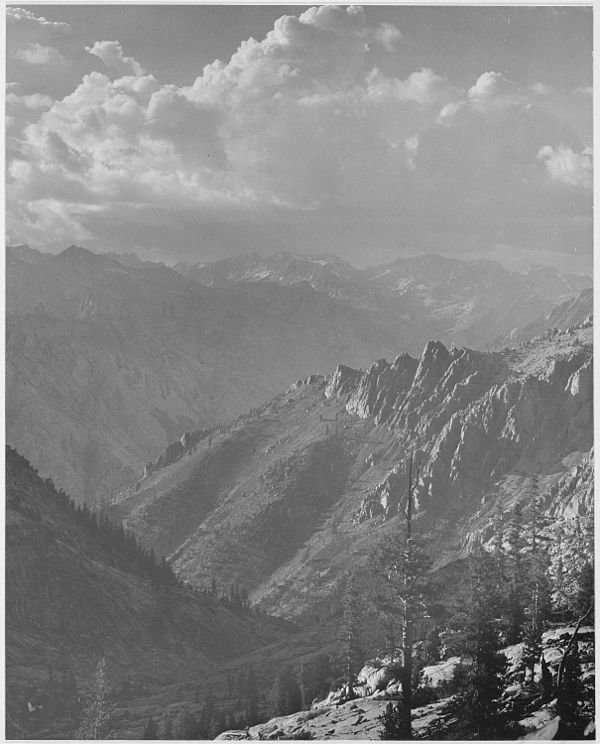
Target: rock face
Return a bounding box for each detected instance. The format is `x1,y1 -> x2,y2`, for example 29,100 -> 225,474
110,324 -> 592,623
326,332 -> 592,517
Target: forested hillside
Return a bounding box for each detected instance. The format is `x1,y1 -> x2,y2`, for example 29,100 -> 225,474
5,447 -> 290,739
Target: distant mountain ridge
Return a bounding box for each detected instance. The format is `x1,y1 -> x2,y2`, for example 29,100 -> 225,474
497,287 -> 593,347
175,250 -> 591,349
6,244 -> 591,504
6,245 -> 403,503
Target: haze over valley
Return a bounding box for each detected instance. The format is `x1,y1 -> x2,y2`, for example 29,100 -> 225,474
5,4 -> 594,741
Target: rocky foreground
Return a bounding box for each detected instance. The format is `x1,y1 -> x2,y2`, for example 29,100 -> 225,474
217,626 -> 594,740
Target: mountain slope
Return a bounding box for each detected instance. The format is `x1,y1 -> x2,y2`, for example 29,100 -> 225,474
5,446 -> 290,738
6,245 -> 404,503
496,287 -> 593,347
177,251 -> 591,350
110,322 -> 592,621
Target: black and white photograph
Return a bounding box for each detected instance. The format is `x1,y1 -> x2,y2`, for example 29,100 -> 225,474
5,2 -> 594,740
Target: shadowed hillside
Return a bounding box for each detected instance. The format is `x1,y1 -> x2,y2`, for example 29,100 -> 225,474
5,447 -> 291,739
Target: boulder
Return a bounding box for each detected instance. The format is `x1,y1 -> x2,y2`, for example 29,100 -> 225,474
358,655 -> 403,694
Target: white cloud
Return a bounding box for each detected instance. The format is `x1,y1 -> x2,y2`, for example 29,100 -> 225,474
366,67 -> 458,105
531,81 -> 553,95
574,86 -> 593,96
373,23 -> 402,52
6,92 -> 54,110
86,41 -> 145,77
6,7 -> 71,32
5,5 -> 593,257
13,43 -> 65,66
537,145 -> 593,189
468,71 -> 524,110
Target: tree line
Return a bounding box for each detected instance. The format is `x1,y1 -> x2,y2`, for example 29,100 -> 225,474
7,445 -> 181,587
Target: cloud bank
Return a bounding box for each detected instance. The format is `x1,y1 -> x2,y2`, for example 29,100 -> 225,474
5,5 -> 593,266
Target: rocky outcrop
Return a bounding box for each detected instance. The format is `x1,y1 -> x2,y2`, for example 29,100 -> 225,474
547,449 -> 594,519
144,429 -> 209,477
357,655 -> 403,694
329,330 -> 592,517
111,323 -> 592,624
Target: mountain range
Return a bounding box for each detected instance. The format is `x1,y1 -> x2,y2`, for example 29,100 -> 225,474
5,242 -> 594,739
6,245 -> 591,505
109,320 -> 592,622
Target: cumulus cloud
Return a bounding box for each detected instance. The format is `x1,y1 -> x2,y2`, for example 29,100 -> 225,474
366,67 -> 458,105
13,43 -> 65,65
5,5 -> 593,259
86,41 -> 145,76
537,145 -> 593,189
468,71 -> 524,110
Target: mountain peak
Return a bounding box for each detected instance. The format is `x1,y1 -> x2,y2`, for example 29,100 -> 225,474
54,244 -> 118,271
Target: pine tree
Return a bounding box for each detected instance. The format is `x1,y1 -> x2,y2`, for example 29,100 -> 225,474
245,665 -> 259,725
172,708 -> 195,739
142,717 -> 158,739
156,711 -> 173,740
373,452 -> 431,739
446,546 -> 513,740
549,514 -> 594,619
506,503 -> 527,644
268,674 -> 285,717
422,626 -> 442,665
522,495 -> 552,679
76,657 -> 117,740
297,662 -> 307,712
338,573 -> 364,698
379,701 -> 411,740
557,639 -> 584,737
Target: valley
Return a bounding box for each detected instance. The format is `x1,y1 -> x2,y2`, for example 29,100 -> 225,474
7,246 -> 591,505
110,323 -> 592,623
5,247 -> 594,740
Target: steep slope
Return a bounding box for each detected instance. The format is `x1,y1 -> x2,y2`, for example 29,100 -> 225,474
496,287 -> 593,347
177,251 -> 591,351
111,323 -> 592,622
6,245 -> 402,503
5,446 -> 290,738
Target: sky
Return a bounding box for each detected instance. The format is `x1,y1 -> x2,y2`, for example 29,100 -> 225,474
5,3 -> 594,272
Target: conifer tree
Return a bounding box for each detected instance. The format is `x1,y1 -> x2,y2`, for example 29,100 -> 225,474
245,665 -> 259,724
172,708 -> 195,739
506,502 -> 527,643
142,717 -> 158,739
379,701 -> 410,740
446,546 -> 513,740
76,657 -> 117,740
373,452 -> 431,739
522,495 -> 552,678
338,573 -> 364,697
557,639 -> 584,736
156,711 -> 173,740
